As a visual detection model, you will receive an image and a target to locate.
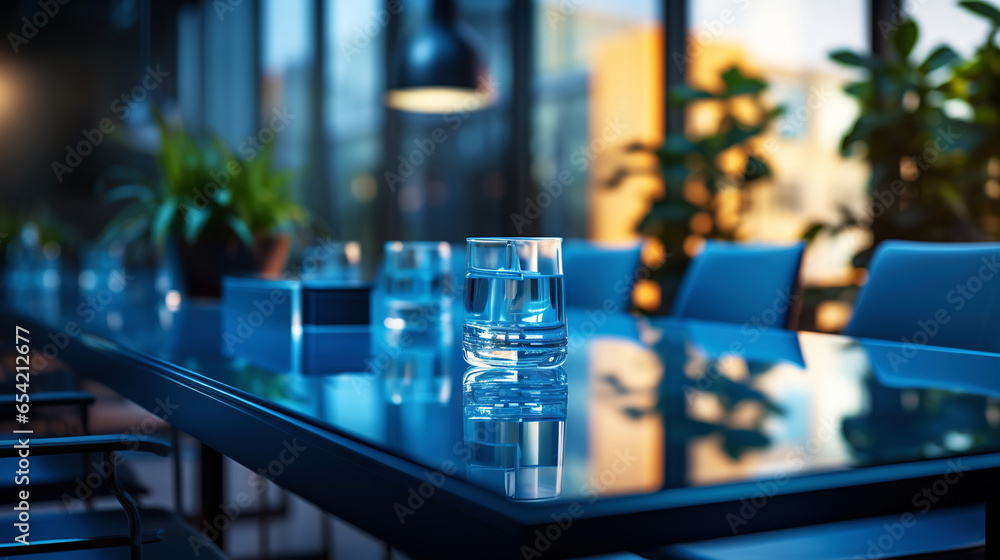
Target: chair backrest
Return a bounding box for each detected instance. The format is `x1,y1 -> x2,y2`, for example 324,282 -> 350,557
562,240 -> 643,310
670,240 -> 805,328
844,241 -> 1000,353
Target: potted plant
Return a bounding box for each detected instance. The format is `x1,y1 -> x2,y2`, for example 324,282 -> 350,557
810,1 -> 1000,266
609,65 -> 782,310
100,109 -> 308,297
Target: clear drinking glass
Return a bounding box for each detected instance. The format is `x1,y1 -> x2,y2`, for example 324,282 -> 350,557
300,241 -> 361,281
463,367 -> 567,501
375,241 -> 453,330
463,237 -> 567,367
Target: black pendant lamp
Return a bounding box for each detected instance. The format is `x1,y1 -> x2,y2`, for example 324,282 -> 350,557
385,0 -> 490,113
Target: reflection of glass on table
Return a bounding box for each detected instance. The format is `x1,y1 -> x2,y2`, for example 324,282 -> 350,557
463,367 -> 567,501
463,238 -> 567,368
78,242 -> 127,331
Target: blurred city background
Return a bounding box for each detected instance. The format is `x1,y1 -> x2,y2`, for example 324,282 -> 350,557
2,0 -> 999,329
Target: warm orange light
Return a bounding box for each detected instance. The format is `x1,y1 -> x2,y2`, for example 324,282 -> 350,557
900,157 -> 919,182
683,235 -> 706,257
641,237 -> 667,269
632,279 -> 661,311
350,174 -> 377,202
384,87 -> 492,114
683,179 -> 710,206
986,180 -> 1000,199
853,267 -> 868,286
816,300 -> 852,333
690,211 -> 714,235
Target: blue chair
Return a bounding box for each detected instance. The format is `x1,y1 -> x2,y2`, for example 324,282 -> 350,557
562,240 -> 642,310
844,241 -> 1000,353
670,241 -> 805,328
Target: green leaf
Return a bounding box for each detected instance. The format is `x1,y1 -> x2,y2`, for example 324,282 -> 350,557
183,205 -> 210,243
670,84 -> 715,105
802,223 -> 825,241
960,1 -> 1000,27
919,45 -> 959,74
151,198 -> 178,246
743,155 -> 771,183
638,199 -> 700,231
660,134 -> 697,156
891,19 -> 918,59
830,50 -> 881,70
226,215 -> 254,248
98,201 -> 148,245
844,81 -> 874,99
721,67 -> 766,96
101,183 -> 155,206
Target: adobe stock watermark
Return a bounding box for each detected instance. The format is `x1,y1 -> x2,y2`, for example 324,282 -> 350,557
212,0 -> 247,21
180,106 -> 294,213
726,417 -> 838,534
566,250 -> 670,348
518,448 -> 639,559
339,1 -> 402,62
60,397 -> 180,512
511,116 -> 627,233
673,0 -> 750,72
545,0 -> 586,29
384,75 -> 499,192
29,267 -> 134,372
828,125 -> 959,247
222,288 -> 289,354
52,65 -> 170,182
876,0 -> 933,40
190,438 -> 307,556
853,458 -> 969,560
680,287 -> 800,402
7,0 -> 71,54
884,253 -> 1000,371
775,83 -> 835,138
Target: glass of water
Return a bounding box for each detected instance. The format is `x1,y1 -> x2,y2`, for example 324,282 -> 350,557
375,241 -> 453,331
463,237 -> 567,367
463,367 -> 567,500
300,241 -> 361,281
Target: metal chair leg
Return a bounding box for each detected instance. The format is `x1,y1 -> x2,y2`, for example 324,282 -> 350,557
104,450 -> 143,560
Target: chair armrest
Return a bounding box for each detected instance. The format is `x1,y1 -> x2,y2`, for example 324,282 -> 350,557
0,435 -> 171,458
0,391 -> 96,409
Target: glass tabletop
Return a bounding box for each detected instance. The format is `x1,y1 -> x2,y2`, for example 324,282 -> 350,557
5,274 -> 1000,506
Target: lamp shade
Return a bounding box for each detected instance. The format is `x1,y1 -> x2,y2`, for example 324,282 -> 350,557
385,0 -> 489,114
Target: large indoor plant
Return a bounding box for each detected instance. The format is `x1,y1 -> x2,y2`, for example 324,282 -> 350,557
100,109 -> 307,297
811,1 -> 1000,266
610,66 -> 782,310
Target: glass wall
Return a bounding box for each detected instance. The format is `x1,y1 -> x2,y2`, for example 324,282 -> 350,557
325,0 -> 383,250
689,0 -> 869,289
533,0 -> 662,241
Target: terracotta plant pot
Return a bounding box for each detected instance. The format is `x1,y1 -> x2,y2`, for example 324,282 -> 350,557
176,234 -> 290,298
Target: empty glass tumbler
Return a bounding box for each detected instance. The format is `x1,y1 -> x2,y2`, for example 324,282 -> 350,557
463,237 -> 567,367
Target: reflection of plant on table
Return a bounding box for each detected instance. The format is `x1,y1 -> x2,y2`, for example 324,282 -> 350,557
809,2 -> 1000,267
843,379 -> 1000,465
608,66 -> 783,308
613,356 -> 785,461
